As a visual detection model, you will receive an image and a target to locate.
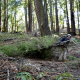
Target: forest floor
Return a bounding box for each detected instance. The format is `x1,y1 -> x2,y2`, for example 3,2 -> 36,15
0,35 -> 80,80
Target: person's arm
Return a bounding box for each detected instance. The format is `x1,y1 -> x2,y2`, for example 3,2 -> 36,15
60,37 -> 65,42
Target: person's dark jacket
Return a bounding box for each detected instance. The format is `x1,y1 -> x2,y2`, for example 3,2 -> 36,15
57,37 -> 70,47
60,37 -> 69,42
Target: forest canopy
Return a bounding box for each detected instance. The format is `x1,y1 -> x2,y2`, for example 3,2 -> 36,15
0,0 -> 80,36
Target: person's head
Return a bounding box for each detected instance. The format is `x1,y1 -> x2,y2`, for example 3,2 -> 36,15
67,34 -> 72,39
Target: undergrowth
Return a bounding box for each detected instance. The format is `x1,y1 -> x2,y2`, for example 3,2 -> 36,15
0,33 -> 80,59
0,34 -> 59,59
56,72 -> 74,80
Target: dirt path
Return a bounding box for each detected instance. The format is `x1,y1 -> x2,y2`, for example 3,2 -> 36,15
0,40 -> 80,80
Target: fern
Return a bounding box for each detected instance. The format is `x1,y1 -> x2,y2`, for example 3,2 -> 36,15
16,72 -> 35,80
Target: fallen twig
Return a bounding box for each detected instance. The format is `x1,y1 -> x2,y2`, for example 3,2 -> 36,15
7,67 -> 9,80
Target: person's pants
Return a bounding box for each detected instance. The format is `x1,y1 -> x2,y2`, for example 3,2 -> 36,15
58,47 -> 67,61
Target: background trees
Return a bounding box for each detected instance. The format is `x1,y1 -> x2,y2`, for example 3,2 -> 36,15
0,0 -> 80,36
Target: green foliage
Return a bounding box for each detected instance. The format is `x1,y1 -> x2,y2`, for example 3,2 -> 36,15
0,33 -> 27,41
1,35 -> 6,42
16,72 -> 46,80
71,38 -> 80,44
0,35 -> 57,59
16,72 -> 35,80
69,55 -> 77,60
56,73 -> 74,80
37,72 -> 46,79
75,50 -> 80,54
0,44 -> 19,57
41,36 -> 55,48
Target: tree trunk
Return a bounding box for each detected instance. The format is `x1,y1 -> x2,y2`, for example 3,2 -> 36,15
55,0 -> 59,34
33,16 -> 34,31
0,0 -> 1,31
28,0 -> 32,32
65,0 -> 70,34
34,0 -> 43,36
78,0 -> 80,36
11,11 -> 12,32
40,0 -> 51,36
24,0 -> 28,33
17,22 -> 18,32
34,0 -> 51,36
15,8 -> 16,32
53,3 -> 55,32
70,0 -> 76,35
3,0 -> 7,32
49,0 -> 54,33
6,0 -> 8,32
40,0 -> 51,35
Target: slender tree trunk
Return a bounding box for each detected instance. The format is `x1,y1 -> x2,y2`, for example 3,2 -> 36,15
70,0 -> 76,35
14,1 -> 17,32
49,0 -> 54,33
24,0 -> 28,33
53,3 -> 55,32
62,19 -> 64,29
44,0 -> 47,15
28,0 -> 32,32
65,0 -> 70,34
59,1 -> 64,29
11,12 -> 13,33
3,0 -> 7,32
78,0 -> 80,36
15,9 -> 16,32
6,0 -> 8,32
33,16 -> 34,31
63,9 -> 65,29
0,0 -> 1,31
55,0 -> 59,34
17,22 -> 18,32
25,7 -> 28,33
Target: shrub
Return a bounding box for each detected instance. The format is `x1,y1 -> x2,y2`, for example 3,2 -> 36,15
0,44 -> 19,57
16,72 -> 35,80
56,73 -> 74,80
0,35 -> 58,59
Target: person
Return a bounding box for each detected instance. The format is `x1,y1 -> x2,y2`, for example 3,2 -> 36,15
58,34 -> 72,61
57,34 -> 72,46
60,34 -> 72,42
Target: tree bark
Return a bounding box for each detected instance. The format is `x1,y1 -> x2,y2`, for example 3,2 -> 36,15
42,0 -> 51,35
33,16 -> 34,31
70,0 -> 76,35
15,2 -> 17,32
49,0 -> 55,33
24,0 -> 28,33
53,3 -> 55,32
28,0 -> 32,32
34,0 -> 51,36
65,0 -> 70,34
78,0 -> 80,36
55,0 -> 59,34
6,0 -> 8,32
34,0 -> 43,36
0,0 -> 1,31
3,0 -> 7,32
